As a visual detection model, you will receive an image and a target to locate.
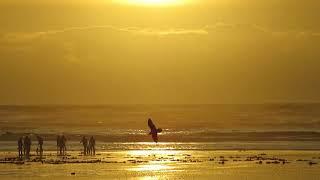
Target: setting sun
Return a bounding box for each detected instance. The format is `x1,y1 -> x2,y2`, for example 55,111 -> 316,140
113,0 -> 188,6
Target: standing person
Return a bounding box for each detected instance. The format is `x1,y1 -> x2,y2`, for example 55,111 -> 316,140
87,143 -> 91,155
23,136 -> 26,156
89,136 -> 96,155
17,137 -> 23,158
80,136 -> 88,155
61,135 -> 67,155
56,135 -> 60,155
36,135 -> 44,158
23,136 -> 27,158
24,136 -> 31,159
87,137 -> 91,155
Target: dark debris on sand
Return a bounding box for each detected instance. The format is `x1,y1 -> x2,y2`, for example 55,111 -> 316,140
0,152 -> 319,167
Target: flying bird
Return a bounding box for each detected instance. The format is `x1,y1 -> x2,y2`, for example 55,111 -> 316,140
148,118 -> 162,143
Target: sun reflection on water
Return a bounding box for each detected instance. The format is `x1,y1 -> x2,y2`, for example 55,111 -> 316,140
129,164 -> 171,172
127,149 -> 180,173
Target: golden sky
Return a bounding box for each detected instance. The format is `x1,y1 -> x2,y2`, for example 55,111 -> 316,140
0,0 -> 319,104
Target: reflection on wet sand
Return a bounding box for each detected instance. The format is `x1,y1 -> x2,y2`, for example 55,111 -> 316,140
128,149 -> 179,156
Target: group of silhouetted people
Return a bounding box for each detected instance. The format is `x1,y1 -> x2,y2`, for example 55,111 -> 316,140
18,135 -> 96,158
18,135 -> 42,159
80,136 -> 96,155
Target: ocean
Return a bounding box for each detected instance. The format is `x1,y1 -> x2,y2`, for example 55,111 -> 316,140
1,104 -> 320,151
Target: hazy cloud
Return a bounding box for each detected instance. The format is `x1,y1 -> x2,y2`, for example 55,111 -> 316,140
2,25 -> 208,44
1,21 -> 320,104
2,23 -> 320,45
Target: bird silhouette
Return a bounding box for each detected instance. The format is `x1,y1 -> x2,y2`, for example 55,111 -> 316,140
148,118 -> 162,143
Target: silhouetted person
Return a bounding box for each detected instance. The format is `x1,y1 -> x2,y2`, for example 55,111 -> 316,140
61,135 -> 67,155
18,137 -> 23,158
148,118 -> 162,143
36,135 -> 43,158
24,136 -> 31,159
57,135 -> 62,155
80,136 -> 88,155
23,136 -> 26,156
87,144 -> 91,155
57,135 -> 60,154
57,135 -> 66,156
89,136 -> 96,155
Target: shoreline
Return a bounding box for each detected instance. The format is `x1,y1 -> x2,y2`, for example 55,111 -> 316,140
2,140 -> 320,152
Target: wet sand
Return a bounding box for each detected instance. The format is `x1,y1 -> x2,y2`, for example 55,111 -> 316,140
0,150 -> 319,179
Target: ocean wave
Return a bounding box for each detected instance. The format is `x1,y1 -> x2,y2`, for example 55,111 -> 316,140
1,130 -> 320,143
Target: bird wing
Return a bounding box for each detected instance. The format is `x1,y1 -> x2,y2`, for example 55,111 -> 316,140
148,119 -> 156,130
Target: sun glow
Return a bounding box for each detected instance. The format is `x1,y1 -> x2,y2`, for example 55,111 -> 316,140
114,0 -> 189,6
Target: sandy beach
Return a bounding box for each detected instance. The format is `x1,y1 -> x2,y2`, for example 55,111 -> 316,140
0,149 -> 319,179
